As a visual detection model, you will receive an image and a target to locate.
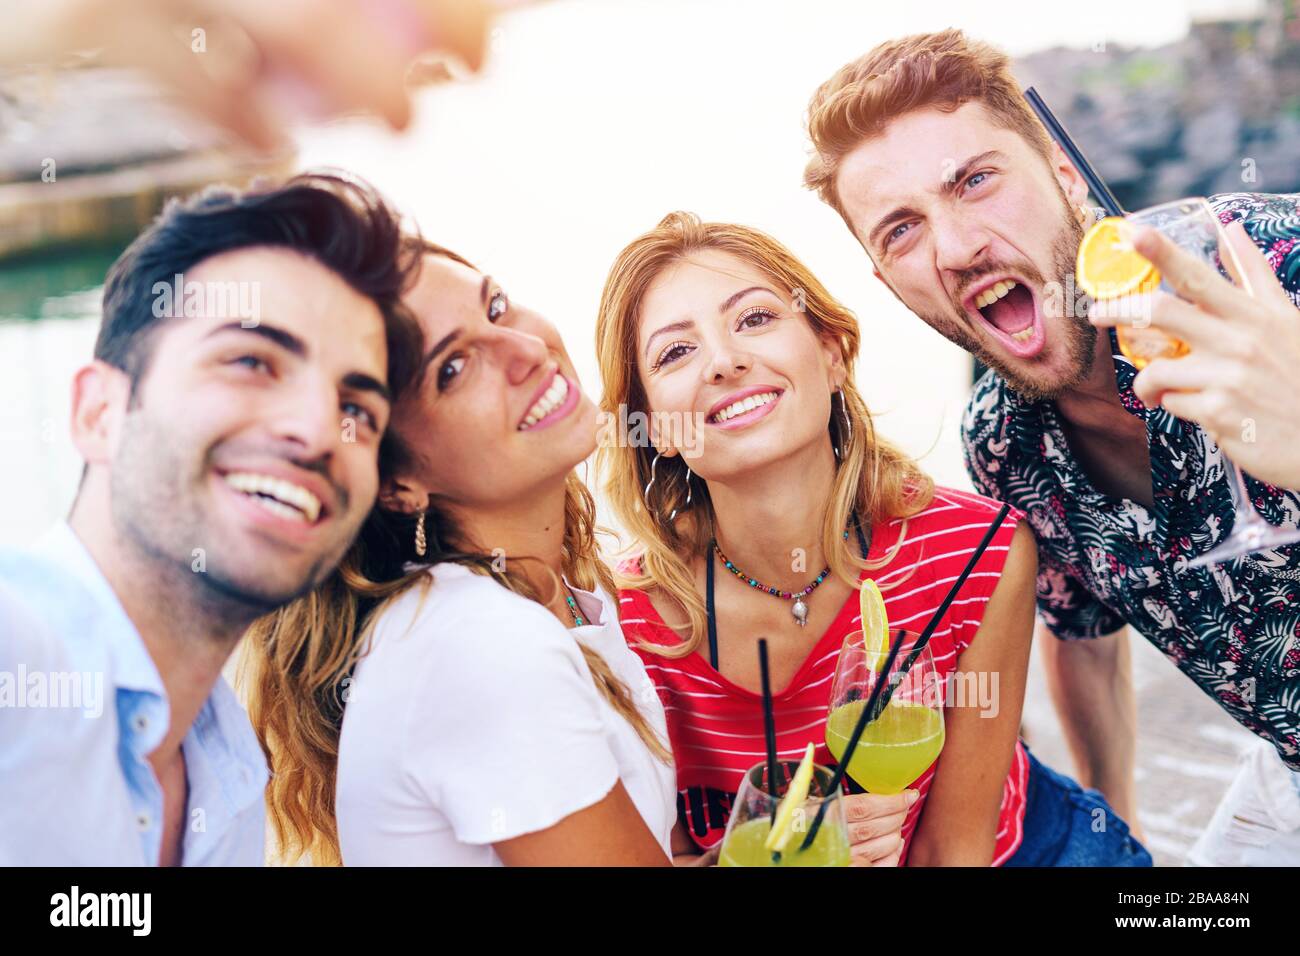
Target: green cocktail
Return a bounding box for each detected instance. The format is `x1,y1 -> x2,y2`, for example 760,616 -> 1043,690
718,817 -> 851,867
717,756 -> 851,868
825,699 -> 944,794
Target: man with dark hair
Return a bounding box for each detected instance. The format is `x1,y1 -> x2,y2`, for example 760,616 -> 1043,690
0,172 -> 422,865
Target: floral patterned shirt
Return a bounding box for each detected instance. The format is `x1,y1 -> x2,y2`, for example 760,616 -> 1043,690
962,192 -> 1300,770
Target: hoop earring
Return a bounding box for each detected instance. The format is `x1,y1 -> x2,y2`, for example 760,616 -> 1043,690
644,452 -> 692,523
414,511 -> 427,557
671,466 -> 693,522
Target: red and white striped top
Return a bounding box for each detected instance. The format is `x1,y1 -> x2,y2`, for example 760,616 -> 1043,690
617,487 -> 1030,866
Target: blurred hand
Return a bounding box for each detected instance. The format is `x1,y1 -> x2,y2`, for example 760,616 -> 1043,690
8,0 -> 496,150
842,789 -> 917,867
1089,218 -> 1300,490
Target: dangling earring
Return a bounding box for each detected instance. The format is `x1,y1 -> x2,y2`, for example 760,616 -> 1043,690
670,466 -> 693,522
414,511 -> 427,557
834,389 -> 852,460
643,450 -> 664,500
644,452 -> 692,524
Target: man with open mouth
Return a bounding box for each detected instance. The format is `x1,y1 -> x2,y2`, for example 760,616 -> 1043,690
804,28 -> 1300,865
0,173 -> 422,865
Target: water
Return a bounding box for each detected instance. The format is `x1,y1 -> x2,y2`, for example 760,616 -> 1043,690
0,245 -> 121,546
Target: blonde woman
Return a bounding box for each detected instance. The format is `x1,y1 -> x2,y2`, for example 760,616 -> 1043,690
241,241 -> 677,866
595,213 -> 1151,866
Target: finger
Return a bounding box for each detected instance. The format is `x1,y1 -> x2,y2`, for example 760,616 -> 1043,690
1093,291 -> 1222,350
1085,288 -> 1158,328
420,0 -> 494,72
1130,223 -> 1244,319
873,847 -> 903,868
848,810 -> 908,845
1131,354 -> 1225,408
1220,218 -> 1294,309
101,14 -> 286,151
1158,387 -> 1241,439
221,0 -> 416,130
842,789 -> 917,823
850,833 -> 902,866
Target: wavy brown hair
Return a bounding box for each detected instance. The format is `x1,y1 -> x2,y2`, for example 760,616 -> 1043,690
239,242 -> 669,867
803,29 -> 1055,222
594,212 -> 934,659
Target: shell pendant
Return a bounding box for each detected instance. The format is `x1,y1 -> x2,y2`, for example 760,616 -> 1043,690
791,597 -> 809,627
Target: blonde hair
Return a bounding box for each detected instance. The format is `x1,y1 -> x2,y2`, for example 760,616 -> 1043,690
239,246 -> 669,868
803,29 -> 1055,222
594,211 -> 934,659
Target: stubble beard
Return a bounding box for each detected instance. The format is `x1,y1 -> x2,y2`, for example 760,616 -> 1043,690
108,407 -> 346,635
918,205 -> 1098,403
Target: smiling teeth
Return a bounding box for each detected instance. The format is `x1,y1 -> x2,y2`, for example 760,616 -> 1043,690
224,472 -> 322,523
711,391 -> 778,423
519,374 -> 569,429
974,280 -> 1017,310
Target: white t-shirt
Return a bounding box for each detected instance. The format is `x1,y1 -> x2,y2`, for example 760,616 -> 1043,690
335,561 -> 676,865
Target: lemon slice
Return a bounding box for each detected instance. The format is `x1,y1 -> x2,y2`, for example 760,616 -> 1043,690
1076,217 -> 1162,301
859,579 -> 891,671
764,742 -> 817,853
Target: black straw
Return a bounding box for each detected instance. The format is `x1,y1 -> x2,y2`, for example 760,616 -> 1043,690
1023,87 -> 1125,217
758,640 -> 781,822
798,628 -> 908,851
758,639 -> 785,862
871,503 -> 1011,720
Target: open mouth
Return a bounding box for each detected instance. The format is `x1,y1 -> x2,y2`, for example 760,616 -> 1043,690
965,278 -> 1044,358
222,471 -> 324,525
707,387 -> 783,429
518,370 -> 578,431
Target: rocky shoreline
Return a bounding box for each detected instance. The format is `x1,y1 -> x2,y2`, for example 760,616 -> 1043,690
1017,10 -> 1300,207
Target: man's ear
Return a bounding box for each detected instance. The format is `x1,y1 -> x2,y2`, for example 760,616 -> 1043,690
70,361 -> 131,468
1051,143 -> 1089,210
379,473 -> 429,515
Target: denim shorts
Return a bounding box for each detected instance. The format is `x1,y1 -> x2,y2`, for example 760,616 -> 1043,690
1004,746 -> 1153,867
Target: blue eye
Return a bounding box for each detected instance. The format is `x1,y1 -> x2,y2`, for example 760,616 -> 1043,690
886,222 -> 913,248
965,171 -> 990,190
342,402 -> 378,431
231,355 -> 271,374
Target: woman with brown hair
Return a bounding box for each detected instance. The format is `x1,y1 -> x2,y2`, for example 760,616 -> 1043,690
595,212 -> 1150,865
240,241 -> 678,866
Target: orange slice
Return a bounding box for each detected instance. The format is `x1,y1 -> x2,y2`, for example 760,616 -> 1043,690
1076,217 -> 1162,300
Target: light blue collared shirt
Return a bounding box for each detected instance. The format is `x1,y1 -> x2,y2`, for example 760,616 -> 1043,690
0,523 -> 268,865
